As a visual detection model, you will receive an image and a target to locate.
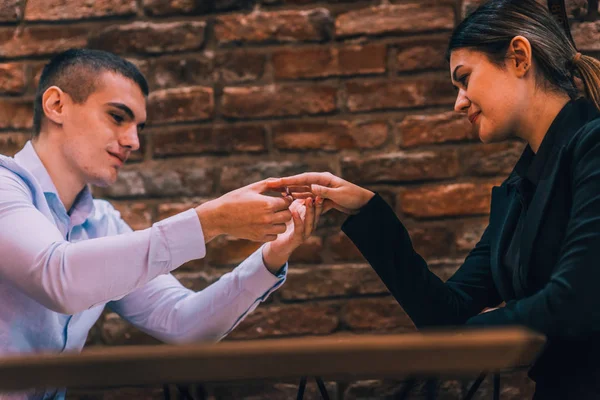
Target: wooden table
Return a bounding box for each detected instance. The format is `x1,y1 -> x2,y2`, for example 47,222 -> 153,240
0,327 -> 546,398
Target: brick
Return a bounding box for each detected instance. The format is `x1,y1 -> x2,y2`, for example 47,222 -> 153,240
157,199 -> 208,220
100,313 -> 160,345
406,223 -> 454,261
398,111 -> 475,148
152,124 -> 266,157
289,236 -> 323,264
273,44 -> 386,79
89,21 -> 206,55
341,298 -> 415,332
463,0 -> 588,19
215,51 -> 266,83
336,4 -> 454,38
0,99 -> 32,129
173,270 -> 221,292
0,132 -> 28,156
399,181 -> 500,218
0,63 -> 26,95
149,55 -> 212,90
454,218 -> 488,253
341,149 -> 460,184
148,86 -> 214,124
396,38 -> 449,72
280,264 -> 386,301
215,9 -> 332,44
143,0 -> 247,16
221,84 -> 336,119
228,303 -> 339,339
25,0 -> 136,21
110,201 -> 153,230
211,381 -> 337,400
0,26 -> 88,58
0,0 -> 22,22
460,141 -> 524,177
206,235 -> 262,266
100,160 -> 217,198
572,21 -> 600,51
346,77 -> 455,112
219,160 -> 328,193
325,231 -> 364,262
273,120 -> 387,151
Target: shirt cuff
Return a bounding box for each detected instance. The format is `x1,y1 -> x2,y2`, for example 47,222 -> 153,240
237,245 -> 287,299
155,208 -> 206,271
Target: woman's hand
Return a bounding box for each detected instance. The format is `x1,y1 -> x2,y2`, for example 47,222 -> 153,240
270,172 -> 375,215
262,197 -> 323,273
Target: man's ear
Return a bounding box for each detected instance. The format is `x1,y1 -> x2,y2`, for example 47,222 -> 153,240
41,86 -> 68,126
507,35 -> 533,78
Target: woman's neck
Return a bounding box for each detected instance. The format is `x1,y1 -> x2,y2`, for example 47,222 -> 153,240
518,92 -> 571,154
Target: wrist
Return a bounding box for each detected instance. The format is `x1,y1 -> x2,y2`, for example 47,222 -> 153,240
195,199 -> 224,243
262,242 -> 292,274
358,189 -> 375,210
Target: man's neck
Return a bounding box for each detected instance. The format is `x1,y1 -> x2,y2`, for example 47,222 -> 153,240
31,137 -> 86,212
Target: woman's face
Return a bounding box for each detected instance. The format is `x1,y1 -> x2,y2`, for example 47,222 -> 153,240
449,48 -> 528,144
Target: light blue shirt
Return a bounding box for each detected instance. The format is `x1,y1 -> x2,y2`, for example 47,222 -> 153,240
0,142 -> 286,399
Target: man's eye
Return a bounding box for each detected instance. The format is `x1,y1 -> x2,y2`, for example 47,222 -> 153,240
111,113 -> 124,124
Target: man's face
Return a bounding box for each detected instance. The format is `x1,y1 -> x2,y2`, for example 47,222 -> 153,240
57,71 -> 147,187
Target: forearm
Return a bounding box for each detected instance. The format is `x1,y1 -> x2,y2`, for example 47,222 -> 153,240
111,246 -> 286,343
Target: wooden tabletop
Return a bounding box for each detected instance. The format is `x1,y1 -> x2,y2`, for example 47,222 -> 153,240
0,327 -> 546,391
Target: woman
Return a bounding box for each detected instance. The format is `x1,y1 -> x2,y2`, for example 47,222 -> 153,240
273,0 -> 600,398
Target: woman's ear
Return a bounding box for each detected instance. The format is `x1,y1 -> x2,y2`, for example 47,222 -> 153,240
41,86 -> 68,127
508,35 -> 533,78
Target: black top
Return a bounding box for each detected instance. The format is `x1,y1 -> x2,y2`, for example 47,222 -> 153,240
342,98 -> 600,397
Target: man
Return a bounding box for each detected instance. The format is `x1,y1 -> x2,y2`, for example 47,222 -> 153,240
0,49 -> 322,399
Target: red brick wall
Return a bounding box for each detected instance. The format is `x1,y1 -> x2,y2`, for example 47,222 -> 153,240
0,0 -> 598,398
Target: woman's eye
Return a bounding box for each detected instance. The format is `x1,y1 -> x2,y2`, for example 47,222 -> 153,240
460,74 -> 470,88
111,113 -> 124,124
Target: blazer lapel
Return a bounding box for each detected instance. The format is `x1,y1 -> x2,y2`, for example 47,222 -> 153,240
490,184 -> 520,300
514,146 -> 566,297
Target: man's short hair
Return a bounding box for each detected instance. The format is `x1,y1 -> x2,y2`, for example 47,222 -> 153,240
33,48 -> 149,137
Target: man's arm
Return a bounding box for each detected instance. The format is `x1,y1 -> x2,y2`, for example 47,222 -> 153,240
0,170 -> 292,315
0,169 -> 205,315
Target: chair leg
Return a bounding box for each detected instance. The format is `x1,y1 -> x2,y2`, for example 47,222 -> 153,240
463,373 -> 487,400
315,377 -> 330,400
493,374 -> 500,400
296,376 -> 307,400
393,377 -> 417,400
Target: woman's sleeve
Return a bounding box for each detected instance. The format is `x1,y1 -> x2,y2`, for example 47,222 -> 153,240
342,193 -> 502,329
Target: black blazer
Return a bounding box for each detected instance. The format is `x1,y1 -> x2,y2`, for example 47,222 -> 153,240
342,99 -> 600,395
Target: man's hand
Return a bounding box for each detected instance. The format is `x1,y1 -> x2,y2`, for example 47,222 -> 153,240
269,172 -> 375,215
262,196 -> 323,273
195,179 -> 293,243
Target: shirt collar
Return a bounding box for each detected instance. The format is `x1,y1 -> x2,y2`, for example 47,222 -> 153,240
14,141 -> 94,224
513,97 -> 598,185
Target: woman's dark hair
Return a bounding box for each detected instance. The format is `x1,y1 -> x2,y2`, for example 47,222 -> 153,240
447,0 -> 600,111
33,48 -> 149,137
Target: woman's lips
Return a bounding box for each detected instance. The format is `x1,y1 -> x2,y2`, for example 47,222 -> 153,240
469,112 -> 481,124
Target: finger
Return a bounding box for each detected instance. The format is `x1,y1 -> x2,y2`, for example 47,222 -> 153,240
267,195 -> 293,212
310,184 -> 335,200
272,209 -> 293,224
314,195 -> 323,229
249,177 -> 282,193
304,197 -> 315,238
278,172 -> 337,188
292,209 -> 304,239
263,234 -> 278,242
269,223 -> 287,235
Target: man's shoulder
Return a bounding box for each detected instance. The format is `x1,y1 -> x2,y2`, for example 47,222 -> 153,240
0,156 -> 35,199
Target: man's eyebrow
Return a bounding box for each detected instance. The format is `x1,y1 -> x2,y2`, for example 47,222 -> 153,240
107,102 -> 135,120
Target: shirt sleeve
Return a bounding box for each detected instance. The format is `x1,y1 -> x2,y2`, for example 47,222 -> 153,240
108,245 -> 287,344
0,169 -> 206,315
